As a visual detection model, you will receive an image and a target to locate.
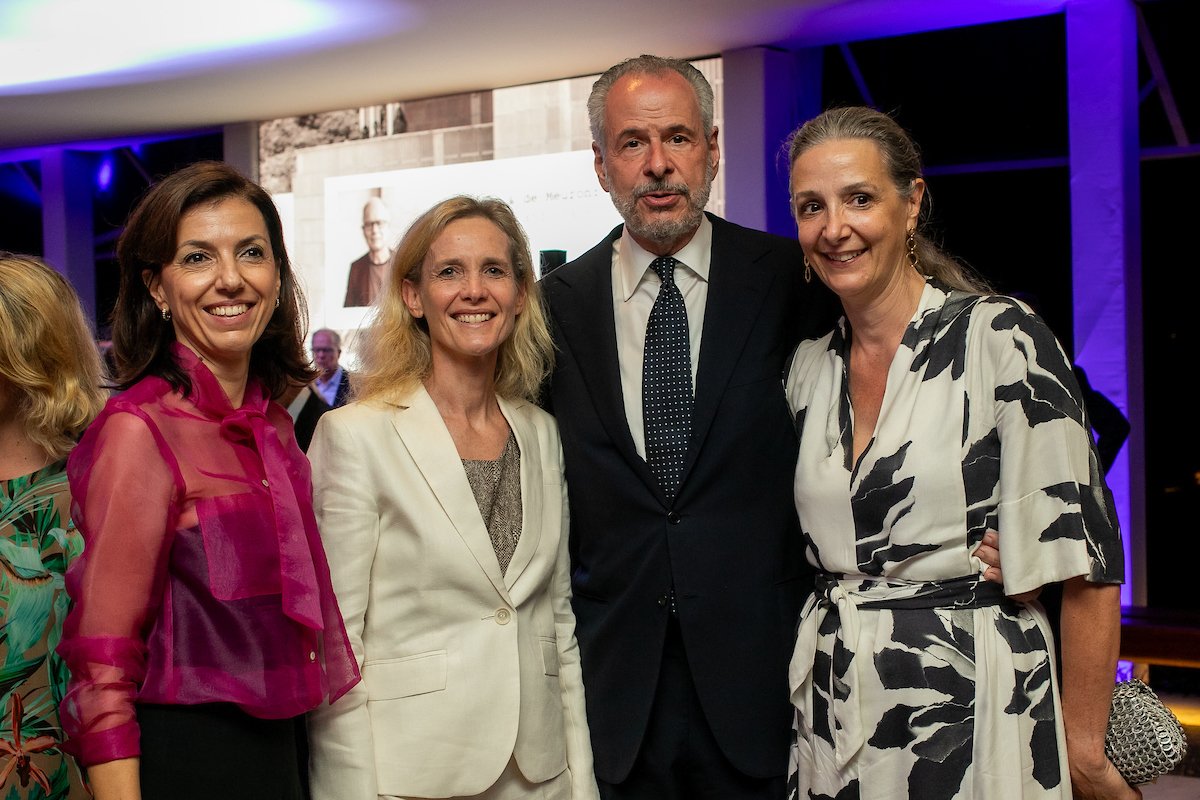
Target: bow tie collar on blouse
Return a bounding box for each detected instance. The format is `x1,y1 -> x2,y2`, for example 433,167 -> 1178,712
174,343 -> 325,632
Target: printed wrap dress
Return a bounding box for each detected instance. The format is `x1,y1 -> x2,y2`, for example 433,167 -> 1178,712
784,280 -> 1123,800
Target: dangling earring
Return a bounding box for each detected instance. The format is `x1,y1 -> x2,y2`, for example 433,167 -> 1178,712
802,255 -> 812,284
161,306 -> 172,321
275,297 -> 280,309
906,229 -> 921,271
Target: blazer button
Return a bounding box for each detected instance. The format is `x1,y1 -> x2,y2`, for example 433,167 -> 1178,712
656,595 -> 669,607
667,511 -> 681,525
495,608 -> 512,625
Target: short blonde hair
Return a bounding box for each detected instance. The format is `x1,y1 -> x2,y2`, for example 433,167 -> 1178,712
355,196 -> 553,405
0,253 -> 107,460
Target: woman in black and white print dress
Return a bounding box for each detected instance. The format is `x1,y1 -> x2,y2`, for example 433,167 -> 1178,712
782,107 -> 1137,800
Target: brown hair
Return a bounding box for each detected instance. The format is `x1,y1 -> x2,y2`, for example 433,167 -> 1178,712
112,161 -> 315,398
786,106 -> 991,294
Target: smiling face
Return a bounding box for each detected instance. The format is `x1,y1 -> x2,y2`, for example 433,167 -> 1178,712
145,196 -> 280,382
790,137 -> 923,307
401,216 -> 527,371
594,70 -> 720,256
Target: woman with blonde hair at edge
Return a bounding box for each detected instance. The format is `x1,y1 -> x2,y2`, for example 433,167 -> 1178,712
0,252 -> 106,798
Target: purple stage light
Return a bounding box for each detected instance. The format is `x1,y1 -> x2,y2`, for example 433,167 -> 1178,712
96,157 -> 113,191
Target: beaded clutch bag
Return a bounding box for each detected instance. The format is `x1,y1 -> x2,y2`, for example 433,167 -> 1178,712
1105,678 -> 1188,785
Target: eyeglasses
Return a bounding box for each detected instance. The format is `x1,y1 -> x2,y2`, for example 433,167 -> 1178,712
312,347 -> 337,354
362,220 -> 387,230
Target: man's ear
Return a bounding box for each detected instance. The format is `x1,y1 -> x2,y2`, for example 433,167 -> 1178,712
593,142 -> 611,193
707,125 -> 721,177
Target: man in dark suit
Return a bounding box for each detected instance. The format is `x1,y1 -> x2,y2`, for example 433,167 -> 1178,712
279,381 -> 331,452
541,55 -> 833,799
312,328 -> 352,408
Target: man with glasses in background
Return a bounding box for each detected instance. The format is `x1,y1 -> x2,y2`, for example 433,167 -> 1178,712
311,328 -> 351,409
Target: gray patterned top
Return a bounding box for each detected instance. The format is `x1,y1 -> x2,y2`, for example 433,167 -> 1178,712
462,431 -> 522,575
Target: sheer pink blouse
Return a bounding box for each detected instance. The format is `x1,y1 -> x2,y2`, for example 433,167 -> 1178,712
58,344 -> 359,767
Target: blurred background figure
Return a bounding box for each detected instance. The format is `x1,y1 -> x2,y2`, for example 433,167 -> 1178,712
55,162 -> 358,800
1006,290 -> 1130,476
0,252 -> 106,799
307,196 -> 598,800
1071,365 -> 1130,475
311,328 -> 351,408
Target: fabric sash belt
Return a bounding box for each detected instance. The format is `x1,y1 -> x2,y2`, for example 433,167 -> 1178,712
788,572 -> 1010,769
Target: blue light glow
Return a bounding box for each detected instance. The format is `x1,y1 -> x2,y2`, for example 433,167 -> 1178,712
96,157 -> 113,191
0,0 -> 410,93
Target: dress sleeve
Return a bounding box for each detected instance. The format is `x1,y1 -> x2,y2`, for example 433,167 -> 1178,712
975,300 -> 1124,596
58,408 -> 180,766
785,333 -> 836,417
305,410 -> 381,800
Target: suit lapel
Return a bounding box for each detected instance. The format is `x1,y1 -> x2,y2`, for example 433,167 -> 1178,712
684,217 -> 776,484
552,219 -> 782,503
497,397 -> 540,590
549,230 -> 654,488
390,385 -> 510,601
335,370 -> 352,406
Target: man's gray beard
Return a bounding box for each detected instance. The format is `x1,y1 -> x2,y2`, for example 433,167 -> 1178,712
609,164 -> 714,250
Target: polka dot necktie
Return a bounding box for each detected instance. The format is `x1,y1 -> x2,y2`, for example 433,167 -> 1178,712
642,256 -> 693,500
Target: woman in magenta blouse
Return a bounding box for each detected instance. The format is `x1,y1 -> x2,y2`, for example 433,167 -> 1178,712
56,161 -> 359,800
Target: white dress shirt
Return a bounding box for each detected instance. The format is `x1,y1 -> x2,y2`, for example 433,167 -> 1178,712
611,215 -> 712,460
313,366 -> 343,407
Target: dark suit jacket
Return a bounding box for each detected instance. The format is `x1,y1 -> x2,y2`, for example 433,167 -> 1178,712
542,213 -> 834,782
292,390 -> 331,452
332,370 -> 352,409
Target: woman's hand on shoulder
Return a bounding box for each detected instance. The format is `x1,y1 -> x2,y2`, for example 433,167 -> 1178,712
1068,750 -> 1142,800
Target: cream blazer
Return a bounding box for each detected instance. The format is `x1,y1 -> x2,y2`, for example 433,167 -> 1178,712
306,385 -> 598,799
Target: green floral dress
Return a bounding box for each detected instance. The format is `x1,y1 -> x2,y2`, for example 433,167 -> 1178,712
0,460 -> 89,799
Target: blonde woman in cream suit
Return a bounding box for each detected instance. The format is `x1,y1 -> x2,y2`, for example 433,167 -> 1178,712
307,197 -> 598,800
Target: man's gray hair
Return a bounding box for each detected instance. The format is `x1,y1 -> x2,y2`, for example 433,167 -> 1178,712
587,55 -> 714,145
313,327 -> 341,349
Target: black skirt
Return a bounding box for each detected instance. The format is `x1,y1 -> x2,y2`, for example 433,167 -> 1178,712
135,703 -> 306,800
